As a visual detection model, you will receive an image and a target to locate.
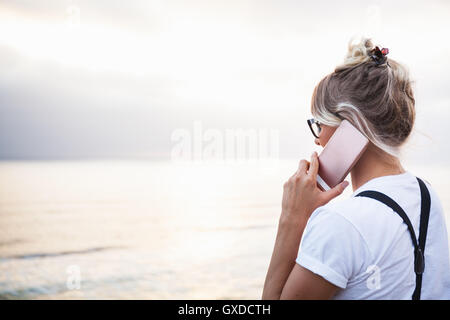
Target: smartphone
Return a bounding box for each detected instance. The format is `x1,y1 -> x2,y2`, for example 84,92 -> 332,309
315,119 -> 369,191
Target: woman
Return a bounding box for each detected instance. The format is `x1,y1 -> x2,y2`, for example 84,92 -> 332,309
262,38 -> 450,300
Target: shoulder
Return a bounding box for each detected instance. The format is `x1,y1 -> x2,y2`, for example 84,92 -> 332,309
303,197 -> 380,256
313,196 -> 392,232
298,198 -> 374,287
309,195 -> 405,255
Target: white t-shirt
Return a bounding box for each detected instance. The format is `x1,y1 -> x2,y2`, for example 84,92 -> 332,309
296,171 -> 450,299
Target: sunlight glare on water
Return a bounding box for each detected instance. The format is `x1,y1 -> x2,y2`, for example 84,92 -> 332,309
0,160 -> 449,299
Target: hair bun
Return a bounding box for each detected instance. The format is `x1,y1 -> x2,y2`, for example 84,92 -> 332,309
338,37 -> 375,69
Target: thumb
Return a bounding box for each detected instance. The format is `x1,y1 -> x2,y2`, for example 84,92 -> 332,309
322,180 -> 349,202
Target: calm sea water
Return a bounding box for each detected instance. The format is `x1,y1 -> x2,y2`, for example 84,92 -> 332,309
0,160 -> 449,299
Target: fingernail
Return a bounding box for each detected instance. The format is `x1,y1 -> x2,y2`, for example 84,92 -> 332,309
342,181 -> 349,189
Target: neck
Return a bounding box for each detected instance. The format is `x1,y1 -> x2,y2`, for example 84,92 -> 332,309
350,145 -> 406,192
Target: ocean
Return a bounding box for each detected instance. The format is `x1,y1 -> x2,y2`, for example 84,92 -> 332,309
0,160 -> 449,299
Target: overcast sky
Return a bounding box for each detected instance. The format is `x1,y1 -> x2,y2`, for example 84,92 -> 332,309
1,0 -> 449,164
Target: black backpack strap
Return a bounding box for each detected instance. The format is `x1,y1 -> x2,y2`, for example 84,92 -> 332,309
355,177 -> 431,300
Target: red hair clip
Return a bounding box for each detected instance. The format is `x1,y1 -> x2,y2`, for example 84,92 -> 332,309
371,46 -> 389,65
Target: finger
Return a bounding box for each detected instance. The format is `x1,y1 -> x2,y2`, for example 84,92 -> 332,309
321,180 -> 349,202
308,151 -> 319,179
296,159 -> 309,175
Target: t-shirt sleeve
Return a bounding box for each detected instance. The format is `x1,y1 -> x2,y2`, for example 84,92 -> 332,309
296,206 -> 369,289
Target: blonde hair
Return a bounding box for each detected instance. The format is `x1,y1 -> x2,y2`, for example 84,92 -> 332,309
311,37 -> 415,158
